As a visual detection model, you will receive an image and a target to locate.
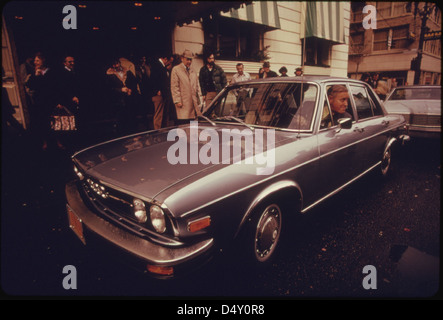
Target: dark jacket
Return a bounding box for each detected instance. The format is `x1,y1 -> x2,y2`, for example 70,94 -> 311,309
56,67 -> 81,112
259,70 -> 278,78
198,64 -> 227,96
149,59 -> 171,99
105,68 -> 139,109
25,68 -> 57,115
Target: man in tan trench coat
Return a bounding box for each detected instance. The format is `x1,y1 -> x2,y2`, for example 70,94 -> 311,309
170,50 -> 202,125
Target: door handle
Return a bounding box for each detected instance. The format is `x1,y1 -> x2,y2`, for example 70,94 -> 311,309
382,120 -> 390,126
354,127 -> 364,133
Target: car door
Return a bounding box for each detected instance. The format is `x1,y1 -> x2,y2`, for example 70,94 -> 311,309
315,83 -> 361,203
349,84 -> 387,172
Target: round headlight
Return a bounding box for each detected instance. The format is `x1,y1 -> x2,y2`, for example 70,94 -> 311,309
133,198 -> 147,223
150,205 -> 166,233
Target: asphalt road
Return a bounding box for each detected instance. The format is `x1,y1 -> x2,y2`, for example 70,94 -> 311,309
1,129 -> 440,300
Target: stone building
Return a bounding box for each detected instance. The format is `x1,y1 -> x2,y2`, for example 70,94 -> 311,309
348,1 -> 441,87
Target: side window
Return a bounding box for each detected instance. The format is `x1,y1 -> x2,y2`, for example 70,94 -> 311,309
325,84 -> 353,126
350,85 -> 374,120
367,88 -> 384,116
350,85 -> 384,120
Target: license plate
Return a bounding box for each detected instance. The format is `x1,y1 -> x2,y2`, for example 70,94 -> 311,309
67,205 -> 86,245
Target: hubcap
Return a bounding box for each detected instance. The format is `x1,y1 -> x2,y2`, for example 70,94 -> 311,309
381,148 -> 391,175
254,204 -> 282,262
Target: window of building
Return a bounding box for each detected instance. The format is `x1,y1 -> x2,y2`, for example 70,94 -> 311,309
351,2 -> 366,22
376,2 -> 407,18
373,29 -> 389,51
203,17 -> 263,62
303,37 -> 331,67
429,6 -> 441,24
350,32 -> 364,54
373,25 -> 410,51
376,2 -> 392,18
391,25 -> 410,49
424,39 -> 442,56
392,2 -> 407,16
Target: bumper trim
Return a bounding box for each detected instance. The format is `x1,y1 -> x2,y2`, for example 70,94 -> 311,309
65,181 -> 214,267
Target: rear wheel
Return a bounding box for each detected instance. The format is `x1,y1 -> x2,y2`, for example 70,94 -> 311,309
381,147 -> 392,176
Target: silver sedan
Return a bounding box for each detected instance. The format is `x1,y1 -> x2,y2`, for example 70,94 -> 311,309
65,76 -> 409,278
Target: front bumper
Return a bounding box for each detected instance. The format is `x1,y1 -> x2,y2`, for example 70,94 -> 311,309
65,181 -> 214,278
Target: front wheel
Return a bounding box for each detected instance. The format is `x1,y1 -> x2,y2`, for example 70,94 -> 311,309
244,203 -> 282,265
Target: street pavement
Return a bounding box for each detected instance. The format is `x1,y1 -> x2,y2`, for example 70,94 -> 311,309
1,126 -> 440,299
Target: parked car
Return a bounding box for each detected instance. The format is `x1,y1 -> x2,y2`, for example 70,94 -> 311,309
65,76 -> 409,278
384,85 -> 441,139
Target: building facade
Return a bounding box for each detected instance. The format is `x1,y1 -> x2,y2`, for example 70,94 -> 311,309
172,1 -> 350,80
348,1 -> 441,87
2,1 -> 351,129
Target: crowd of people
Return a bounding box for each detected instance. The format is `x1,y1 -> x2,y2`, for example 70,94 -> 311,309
18,49 -> 303,151
15,48 -> 394,152
19,51 -> 183,151
21,52 -> 81,151
360,72 -> 397,101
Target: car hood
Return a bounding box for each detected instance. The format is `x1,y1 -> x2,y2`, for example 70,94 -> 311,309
72,123 -> 295,201
384,100 -> 441,115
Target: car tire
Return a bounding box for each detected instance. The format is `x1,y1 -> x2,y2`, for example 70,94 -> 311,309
380,146 -> 392,177
243,202 -> 283,266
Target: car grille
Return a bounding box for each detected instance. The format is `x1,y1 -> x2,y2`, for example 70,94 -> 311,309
83,177 -> 135,220
80,177 -> 175,244
410,114 -> 441,127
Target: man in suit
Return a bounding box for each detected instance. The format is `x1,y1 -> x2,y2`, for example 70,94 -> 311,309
56,56 -> 80,113
54,55 -> 82,148
105,58 -> 139,135
149,53 -> 173,129
170,49 -> 202,125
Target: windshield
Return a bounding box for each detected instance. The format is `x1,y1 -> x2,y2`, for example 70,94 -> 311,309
204,82 -> 318,131
388,87 -> 441,101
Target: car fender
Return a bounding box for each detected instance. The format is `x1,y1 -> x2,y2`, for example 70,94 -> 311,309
234,180 -> 302,238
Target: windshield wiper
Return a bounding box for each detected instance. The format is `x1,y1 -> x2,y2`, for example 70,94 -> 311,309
196,114 -> 216,126
214,115 -> 255,131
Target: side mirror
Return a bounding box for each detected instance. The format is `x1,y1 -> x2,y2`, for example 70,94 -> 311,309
337,117 -> 352,129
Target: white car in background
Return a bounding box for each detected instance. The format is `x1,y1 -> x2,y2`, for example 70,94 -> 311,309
384,85 -> 441,139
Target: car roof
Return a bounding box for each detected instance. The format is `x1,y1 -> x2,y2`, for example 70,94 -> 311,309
393,85 -> 441,89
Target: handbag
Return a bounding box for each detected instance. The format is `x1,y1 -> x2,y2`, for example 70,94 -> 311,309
50,106 -> 77,131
